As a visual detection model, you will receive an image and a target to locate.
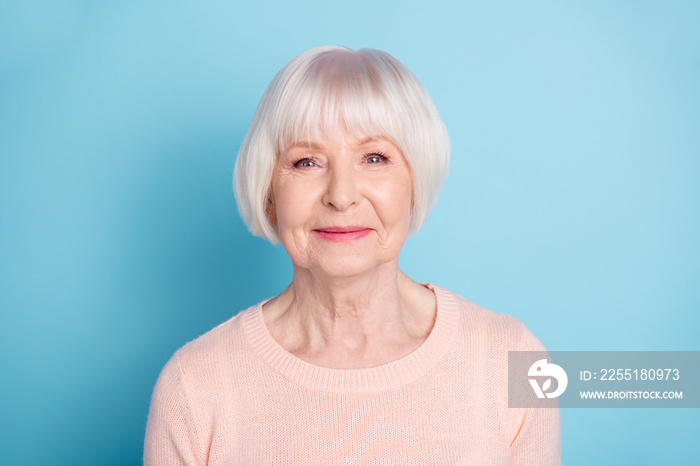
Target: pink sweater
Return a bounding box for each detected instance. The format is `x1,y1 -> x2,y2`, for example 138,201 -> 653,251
144,285 -> 560,465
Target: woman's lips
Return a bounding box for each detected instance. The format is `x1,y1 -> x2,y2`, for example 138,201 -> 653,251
313,227 -> 373,243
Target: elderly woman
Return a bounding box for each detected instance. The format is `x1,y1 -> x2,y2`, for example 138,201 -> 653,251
145,46 -> 560,465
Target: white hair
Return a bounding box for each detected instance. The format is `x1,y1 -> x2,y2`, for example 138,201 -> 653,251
233,46 -> 450,244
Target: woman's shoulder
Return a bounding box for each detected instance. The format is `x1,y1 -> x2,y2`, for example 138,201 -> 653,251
165,302 -> 261,377
439,286 -> 548,353
145,303 -> 265,460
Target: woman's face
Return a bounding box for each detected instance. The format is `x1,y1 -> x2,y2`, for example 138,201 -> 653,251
271,129 -> 413,278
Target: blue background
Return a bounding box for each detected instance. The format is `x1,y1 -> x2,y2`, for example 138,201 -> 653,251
1,1 -> 698,464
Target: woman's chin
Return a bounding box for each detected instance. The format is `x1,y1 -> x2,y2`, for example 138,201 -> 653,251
309,254 -> 390,279
284,234 -> 404,279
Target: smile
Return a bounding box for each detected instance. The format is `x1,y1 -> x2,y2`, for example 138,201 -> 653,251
312,227 -> 373,243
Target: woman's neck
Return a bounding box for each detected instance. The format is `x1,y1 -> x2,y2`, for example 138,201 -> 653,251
262,262 -> 437,369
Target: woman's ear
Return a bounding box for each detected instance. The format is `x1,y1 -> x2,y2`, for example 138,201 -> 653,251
266,191 -> 277,226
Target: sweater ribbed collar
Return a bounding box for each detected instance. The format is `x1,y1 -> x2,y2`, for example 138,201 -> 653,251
243,284 -> 459,393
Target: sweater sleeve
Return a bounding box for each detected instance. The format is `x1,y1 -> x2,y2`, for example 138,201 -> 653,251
144,352 -> 203,466
508,323 -> 561,466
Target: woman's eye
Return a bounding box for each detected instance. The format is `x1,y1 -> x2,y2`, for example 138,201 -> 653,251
366,153 -> 387,164
294,158 -> 316,168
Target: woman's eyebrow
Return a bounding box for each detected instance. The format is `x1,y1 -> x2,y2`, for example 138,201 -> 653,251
357,136 -> 380,145
287,141 -> 323,151
286,136 -> 382,152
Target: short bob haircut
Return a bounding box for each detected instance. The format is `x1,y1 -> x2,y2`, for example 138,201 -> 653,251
234,46 -> 450,244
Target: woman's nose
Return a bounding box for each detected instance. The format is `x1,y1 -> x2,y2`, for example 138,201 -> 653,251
322,163 -> 359,211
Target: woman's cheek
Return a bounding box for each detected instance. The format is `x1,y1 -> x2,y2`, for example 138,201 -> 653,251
379,180 -> 412,222
273,184 -> 316,263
